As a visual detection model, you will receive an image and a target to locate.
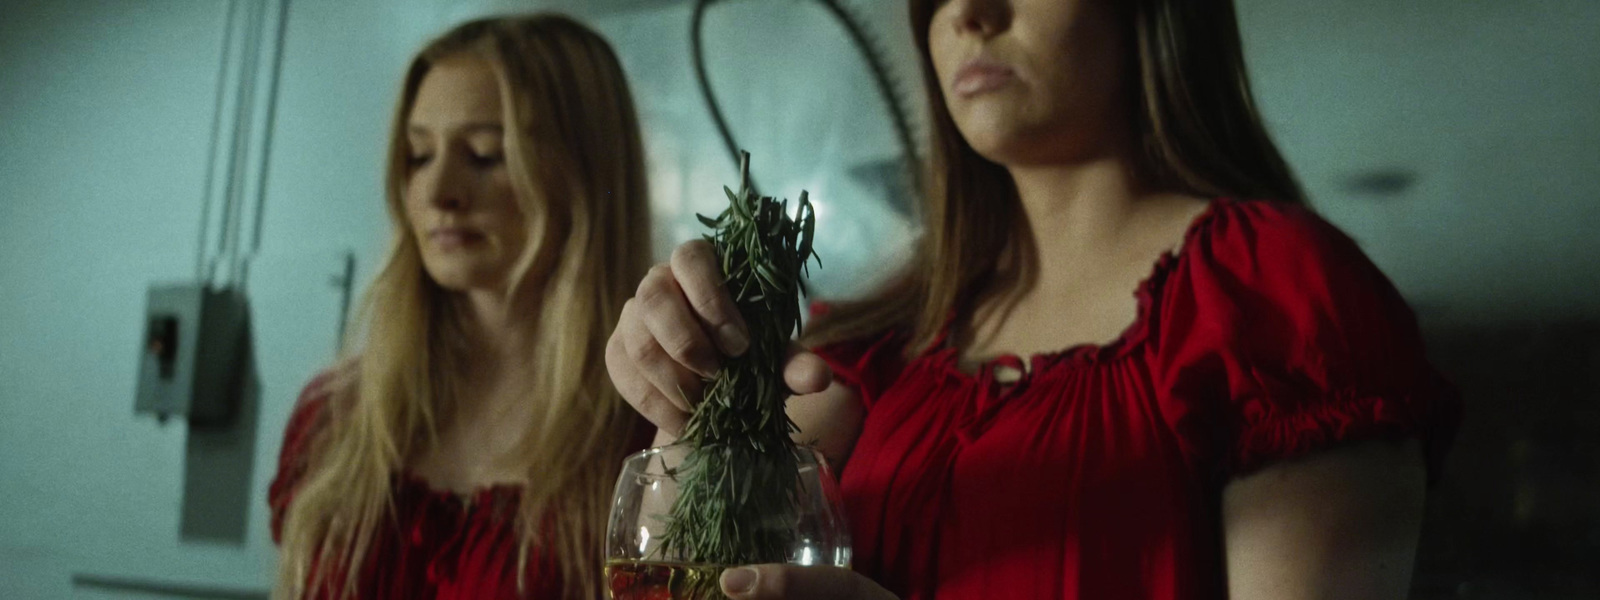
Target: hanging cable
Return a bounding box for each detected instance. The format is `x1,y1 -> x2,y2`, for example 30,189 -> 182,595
205,0 -> 263,286
217,0 -> 264,287
195,0 -> 239,282
237,0 -> 291,289
689,0 -> 923,202
690,0 -> 758,194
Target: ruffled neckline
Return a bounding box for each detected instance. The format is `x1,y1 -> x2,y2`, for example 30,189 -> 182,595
396,471 -> 523,513
926,197 -> 1228,380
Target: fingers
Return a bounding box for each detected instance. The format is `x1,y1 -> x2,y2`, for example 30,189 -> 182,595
619,300 -> 705,403
609,294 -> 708,438
782,345 -> 834,396
720,565 -> 898,600
605,331 -> 689,436
606,239 -> 812,440
636,265 -> 720,377
672,240 -> 750,356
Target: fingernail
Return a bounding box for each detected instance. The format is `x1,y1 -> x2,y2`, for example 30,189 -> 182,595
721,567 -> 757,595
717,324 -> 750,356
689,360 -> 718,380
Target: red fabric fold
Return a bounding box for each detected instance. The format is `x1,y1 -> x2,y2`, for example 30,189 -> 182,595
810,198 -> 1462,600
267,378 -> 565,599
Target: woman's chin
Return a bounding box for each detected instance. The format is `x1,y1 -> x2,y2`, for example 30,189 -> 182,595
425,264 -> 508,295
958,124 -> 1041,165
964,127 -> 1087,169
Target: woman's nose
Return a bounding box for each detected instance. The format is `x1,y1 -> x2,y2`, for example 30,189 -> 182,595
417,158 -> 469,211
947,0 -> 1012,38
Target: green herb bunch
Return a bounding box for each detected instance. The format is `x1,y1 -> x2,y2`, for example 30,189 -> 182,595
659,151 -> 818,592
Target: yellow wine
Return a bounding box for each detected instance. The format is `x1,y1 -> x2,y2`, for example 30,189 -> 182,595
605,560 -> 730,600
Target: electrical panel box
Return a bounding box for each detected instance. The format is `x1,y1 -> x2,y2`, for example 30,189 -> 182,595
135,283 -> 248,425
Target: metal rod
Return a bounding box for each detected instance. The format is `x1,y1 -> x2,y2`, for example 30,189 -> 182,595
71,574 -> 268,600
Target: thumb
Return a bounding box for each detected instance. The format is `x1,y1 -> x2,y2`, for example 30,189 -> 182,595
783,344 -> 833,396
720,564 -> 897,600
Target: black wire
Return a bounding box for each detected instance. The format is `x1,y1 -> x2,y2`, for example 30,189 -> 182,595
691,0 -> 760,195
810,0 -> 922,189
689,0 -> 923,202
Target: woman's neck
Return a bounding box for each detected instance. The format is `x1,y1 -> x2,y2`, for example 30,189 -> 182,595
991,147 -> 1209,313
1005,148 -> 1172,292
451,287 -> 542,416
1010,156 -> 1144,252
960,152 -> 1208,363
460,288 -> 537,363
406,287 -> 545,489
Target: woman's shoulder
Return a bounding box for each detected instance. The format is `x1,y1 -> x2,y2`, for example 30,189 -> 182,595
268,361 -> 356,543
1183,197 -> 1398,300
285,371 -> 339,436
1159,199 -> 1459,480
1199,197 -> 1363,261
1157,196 -> 1427,368
284,359 -> 357,432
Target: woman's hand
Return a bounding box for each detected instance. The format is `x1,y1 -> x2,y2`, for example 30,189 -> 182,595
606,239 -> 834,435
718,565 -> 898,600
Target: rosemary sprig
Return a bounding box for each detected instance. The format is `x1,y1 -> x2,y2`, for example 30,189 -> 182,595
658,151 -> 818,597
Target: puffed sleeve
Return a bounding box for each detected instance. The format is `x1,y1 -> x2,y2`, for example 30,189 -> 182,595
1155,200 -> 1461,482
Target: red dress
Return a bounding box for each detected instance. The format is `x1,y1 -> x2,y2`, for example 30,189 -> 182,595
812,199 -> 1461,600
268,377 -> 563,599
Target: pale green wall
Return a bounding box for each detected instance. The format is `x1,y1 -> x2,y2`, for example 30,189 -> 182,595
0,0 -> 432,596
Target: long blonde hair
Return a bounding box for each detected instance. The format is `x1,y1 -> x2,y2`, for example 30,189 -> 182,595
806,0 -> 1305,352
275,15 -> 650,599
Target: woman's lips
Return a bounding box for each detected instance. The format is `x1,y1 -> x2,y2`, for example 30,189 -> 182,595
428,227 -> 483,249
951,58 -> 1016,98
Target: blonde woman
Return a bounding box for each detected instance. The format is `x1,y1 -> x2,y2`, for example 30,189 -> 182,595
268,15 -> 651,599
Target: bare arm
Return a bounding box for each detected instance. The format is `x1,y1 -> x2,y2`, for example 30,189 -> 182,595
1222,439 -> 1427,600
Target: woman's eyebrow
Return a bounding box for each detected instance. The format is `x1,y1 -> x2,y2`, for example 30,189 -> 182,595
406,122 -> 504,136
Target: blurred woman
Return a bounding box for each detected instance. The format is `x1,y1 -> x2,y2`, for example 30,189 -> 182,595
269,14 -> 651,599
606,0 -> 1461,598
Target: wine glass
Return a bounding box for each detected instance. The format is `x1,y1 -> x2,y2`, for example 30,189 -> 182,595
604,443 -> 851,599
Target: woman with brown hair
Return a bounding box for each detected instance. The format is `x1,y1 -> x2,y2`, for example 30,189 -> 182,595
606,0 -> 1460,599
269,14 -> 651,599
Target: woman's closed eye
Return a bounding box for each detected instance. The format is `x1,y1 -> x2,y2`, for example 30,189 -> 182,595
467,150 -> 504,168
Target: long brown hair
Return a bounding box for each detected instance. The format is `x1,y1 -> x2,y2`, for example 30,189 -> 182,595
805,0 -> 1305,352
274,15 -> 650,599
